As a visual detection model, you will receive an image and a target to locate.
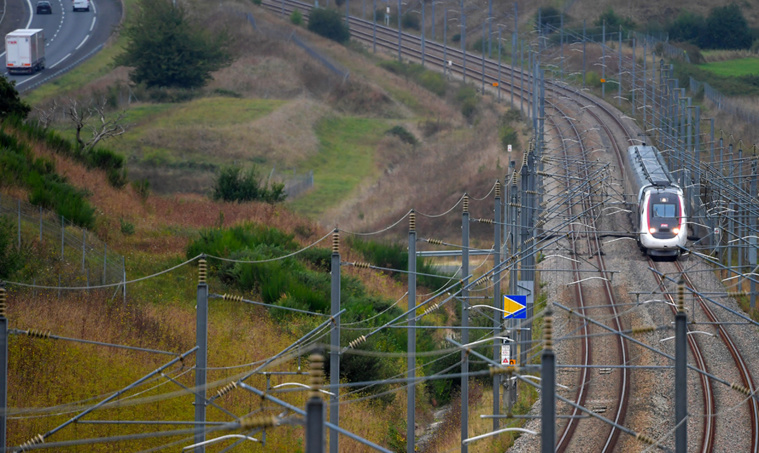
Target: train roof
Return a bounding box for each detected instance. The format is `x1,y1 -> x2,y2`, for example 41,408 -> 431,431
628,145 -> 676,188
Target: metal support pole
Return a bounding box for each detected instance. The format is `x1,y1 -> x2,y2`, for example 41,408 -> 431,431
407,212 -> 417,453
520,40 -> 524,114
541,306 -> 555,453
305,354 -> 326,453
493,184 -> 502,430
194,259 -> 208,453
487,0 -> 492,57
675,281 -> 687,453
602,21 -> 606,99
695,106 -> 701,183
372,0 -> 376,53
397,0 -> 402,62
461,196 -> 470,453
632,36 -> 636,109
330,231 -> 341,453
461,7 -> 467,83
618,26 -> 622,106
497,27 -> 502,102
643,39 -> 647,127
751,161 -> 757,310
481,21 -> 486,94
582,20 -> 586,89
421,2 -> 425,66
431,1 -> 435,41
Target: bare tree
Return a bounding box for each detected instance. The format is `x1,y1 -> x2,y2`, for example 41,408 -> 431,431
65,97 -> 127,153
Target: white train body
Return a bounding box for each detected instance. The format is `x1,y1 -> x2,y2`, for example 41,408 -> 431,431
627,145 -> 687,257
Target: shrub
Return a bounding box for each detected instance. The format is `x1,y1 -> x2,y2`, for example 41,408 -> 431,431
0,216 -> 23,279
499,125 -> 518,152
132,179 -> 150,201
401,12 -> 419,30
212,166 -> 286,204
585,70 -> 602,88
456,85 -> 478,121
385,125 -> 418,146
0,129 -> 95,229
0,77 -> 31,120
307,7 -> 350,44
120,218 -> 135,235
418,71 -> 446,96
290,9 -> 303,26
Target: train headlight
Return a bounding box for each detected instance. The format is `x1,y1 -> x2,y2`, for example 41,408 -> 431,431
672,227 -> 680,235
648,227 -> 657,234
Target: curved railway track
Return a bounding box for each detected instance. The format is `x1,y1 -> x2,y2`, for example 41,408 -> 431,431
259,2 -> 759,450
650,257 -> 759,452
547,100 -> 631,452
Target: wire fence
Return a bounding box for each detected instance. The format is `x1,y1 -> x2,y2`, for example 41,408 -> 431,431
0,194 -> 125,289
689,76 -> 759,126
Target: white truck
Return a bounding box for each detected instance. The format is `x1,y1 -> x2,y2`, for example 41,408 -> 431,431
5,29 -> 45,75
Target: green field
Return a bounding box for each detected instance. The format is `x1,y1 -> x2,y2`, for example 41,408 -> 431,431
287,116 -> 388,218
700,57 -> 759,77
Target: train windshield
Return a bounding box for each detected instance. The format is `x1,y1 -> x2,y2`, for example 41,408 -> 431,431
652,203 -> 677,218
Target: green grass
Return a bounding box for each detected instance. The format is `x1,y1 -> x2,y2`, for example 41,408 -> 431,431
287,116 -> 387,218
137,97 -> 286,128
699,57 -> 759,77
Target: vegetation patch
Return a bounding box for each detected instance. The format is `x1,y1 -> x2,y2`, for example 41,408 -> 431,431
288,116 -> 387,218
700,58 -> 759,78
385,125 -> 418,147
212,165 -> 286,204
0,127 -> 95,228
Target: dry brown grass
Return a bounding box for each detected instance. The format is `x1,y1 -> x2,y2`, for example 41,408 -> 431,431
702,49 -> 759,63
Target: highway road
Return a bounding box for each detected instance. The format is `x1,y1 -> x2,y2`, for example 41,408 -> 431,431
1,0 -> 122,92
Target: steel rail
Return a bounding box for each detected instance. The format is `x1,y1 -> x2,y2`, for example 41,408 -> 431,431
676,259 -> 759,452
648,258 -> 716,452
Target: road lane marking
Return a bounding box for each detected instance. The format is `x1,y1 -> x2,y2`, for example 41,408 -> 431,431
75,35 -> 89,50
49,53 -> 71,68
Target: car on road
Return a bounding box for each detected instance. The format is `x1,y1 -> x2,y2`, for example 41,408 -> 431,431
36,1 -> 53,14
72,0 -> 90,11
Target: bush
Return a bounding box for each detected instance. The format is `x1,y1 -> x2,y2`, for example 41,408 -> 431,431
213,166 -> 286,204
0,216 -> 23,279
307,7 -> 350,44
0,77 -> 31,120
120,218 -> 135,235
290,9 -> 303,26
456,85 -> 478,121
132,179 -> 150,201
534,6 -> 562,33
0,129 -> 95,229
385,125 -> 418,146
418,71 -> 446,96
401,12 -> 419,30
594,7 -> 636,33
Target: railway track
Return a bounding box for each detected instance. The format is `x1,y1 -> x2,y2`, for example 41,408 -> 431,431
258,2 -> 759,451
650,257 -> 759,452
546,99 -> 630,452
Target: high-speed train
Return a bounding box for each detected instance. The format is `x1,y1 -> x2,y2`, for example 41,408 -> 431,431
626,144 -> 688,258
